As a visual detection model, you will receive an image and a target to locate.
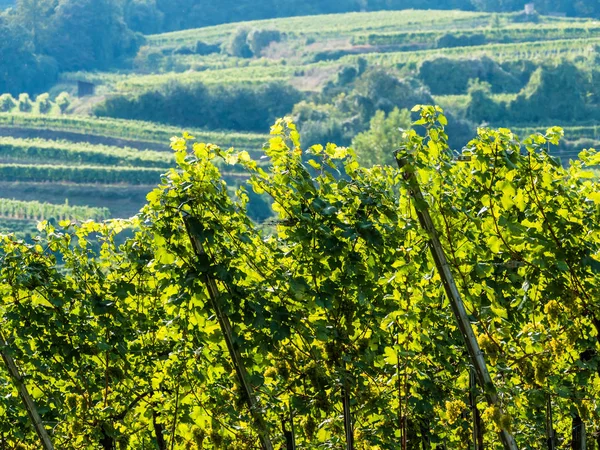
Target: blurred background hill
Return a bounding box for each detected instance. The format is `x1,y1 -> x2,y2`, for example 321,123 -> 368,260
0,0 -> 599,237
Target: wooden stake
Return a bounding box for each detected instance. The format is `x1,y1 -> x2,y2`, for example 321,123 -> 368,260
342,376 -> 354,450
572,415 -> 586,450
182,214 -> 274,450
395,154 -> 518,450
470,368 -> 484,450
0,334 -> 54,450
546,393 -> 555,450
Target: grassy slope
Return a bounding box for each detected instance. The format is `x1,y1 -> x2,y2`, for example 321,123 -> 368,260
147,10 -> 492,45
69,11 -> 597,94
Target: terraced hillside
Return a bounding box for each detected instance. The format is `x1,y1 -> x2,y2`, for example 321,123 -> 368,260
0,113 -> 266,228
70,10 -> 596,90
2,9 -> 599,237
69,10 -> 600,152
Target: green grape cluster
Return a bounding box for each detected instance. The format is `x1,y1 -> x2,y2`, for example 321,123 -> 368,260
445,400 -> 467,425
544,300 -> 561,322
477,333 -> 499,363
534,358 -> 552,385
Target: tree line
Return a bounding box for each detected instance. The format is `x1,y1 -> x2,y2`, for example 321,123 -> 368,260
124,0 -> 600,33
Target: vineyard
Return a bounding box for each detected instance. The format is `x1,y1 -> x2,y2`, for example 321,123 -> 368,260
0,113 -> 268,152
0,112 -> 267,222
146,9 -> 494,46
0,198 -> 109,238
0,7 -> 599,238
0,137 -> 173,167
1,109 -> 599,449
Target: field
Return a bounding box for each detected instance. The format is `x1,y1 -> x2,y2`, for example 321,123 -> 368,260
1,8 -> 599,235
146,10 -> 495,45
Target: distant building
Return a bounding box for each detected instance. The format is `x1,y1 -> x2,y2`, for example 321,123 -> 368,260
524,3 -> 535,15
77,81 -> 95,98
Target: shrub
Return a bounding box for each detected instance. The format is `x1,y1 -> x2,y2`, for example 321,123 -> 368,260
55,92 -> 71,114
194,40 -> 220,55
134,46 -> 166,73
337,66 -> 358,85
0,93 -> 16,112
512,11 -> 540,23
465,80 -> 506,123
94,81 -> 303,132
508,62 -> 592,123
225,28 -> 253,58
351,107 -> 411,167
436,33 -> 486,49
247,29 -> 282,56
36,93 -> 52,114
172,45 -> 195,55
18,93 -> 32,112
419,56 -> 522,95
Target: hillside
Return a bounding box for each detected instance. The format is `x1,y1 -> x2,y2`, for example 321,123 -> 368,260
0,8 -> 599,237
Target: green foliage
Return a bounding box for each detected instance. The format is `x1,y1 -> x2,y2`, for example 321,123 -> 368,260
17,93 -> 32,112
0,136 -> 173,168
0,112 -> 268,151
42,0 -> 141,71
1,108 -> 600,449
0,0 -> 140,94
93,81 -> 303,132
35,92 -> 51,113
0,14 -> 59,95
355,23 -> 600,49
436,32 -> 487,48
133,45 -> 168,73
418,56 -> 522,95
508,61 -> 596,123
225,27 -> 253,58
351,107 -> 411,166
465,79 -> 507,123
55,91 -> 70,114
0,198 -> 109,221
194,40 -> 221,55
0,93 -> 15,112
247,29 -> 282,56
0,163 -> 166,185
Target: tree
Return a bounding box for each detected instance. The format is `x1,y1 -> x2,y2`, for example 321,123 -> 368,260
18,93 -> 32,112
14,0 -> 54,53
247,29 -> 282,57
123,0 -> 163,34
465,79 -> 506,123
45,0 -> 140,71
35,92 -> 51,113
351,107 -> 411,166
509,62 -> 592,123
0,93 -> 15,111
0,15 -> 57,95
55,91 -> 70,113
224,27 -> 253,58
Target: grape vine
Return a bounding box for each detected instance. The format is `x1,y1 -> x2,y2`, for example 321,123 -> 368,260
0,106 -> 598,449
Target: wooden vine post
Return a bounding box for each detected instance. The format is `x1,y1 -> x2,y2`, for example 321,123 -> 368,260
342,372 -> 354,450
571,415 -> 586,450
395,154 -> 519,450
0,333 -> 54,450
470,368 -> 484,450
545,393 -> 555,450
182,214 -> 275,450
